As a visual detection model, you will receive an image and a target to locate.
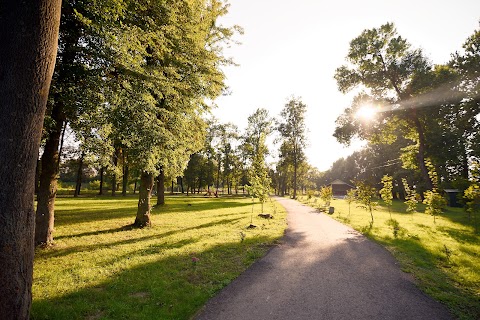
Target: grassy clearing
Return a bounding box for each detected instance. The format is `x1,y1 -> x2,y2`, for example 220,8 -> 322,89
32,195 -> 287,320
298,195 -> 479,320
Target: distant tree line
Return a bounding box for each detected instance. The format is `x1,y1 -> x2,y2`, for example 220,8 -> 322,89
56,96 -> 311,201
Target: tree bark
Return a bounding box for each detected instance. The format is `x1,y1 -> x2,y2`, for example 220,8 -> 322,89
74,154 -> 84,197
171,180 -> 174,194
36,1 -> 80,246
134,172 -> 154,227
462,149 -> 469,180
35,157 -> 41,194
57,120 -> 67,171
157,169 -> 165,205
179,177 -> 184,193
412,113 -> 433,190
35,103 -> 64,245
0,1 -> 61,319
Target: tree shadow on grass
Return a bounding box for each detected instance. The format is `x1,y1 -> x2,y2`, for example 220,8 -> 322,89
376,237 -> 480,320
39,217 -> 245,260
154,199 -> 251,214
54,207 -> 136,226
436,226 -> 479,244
53,197 -> 251,227
31,236 -> 278,320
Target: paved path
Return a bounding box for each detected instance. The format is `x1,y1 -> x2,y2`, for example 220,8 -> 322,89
194,197 -> 453,320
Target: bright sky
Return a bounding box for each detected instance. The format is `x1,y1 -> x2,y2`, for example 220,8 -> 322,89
214,0 -> 480,171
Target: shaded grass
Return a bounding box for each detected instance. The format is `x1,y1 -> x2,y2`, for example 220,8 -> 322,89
32,195 -> 287,320
297,195 -> 479,320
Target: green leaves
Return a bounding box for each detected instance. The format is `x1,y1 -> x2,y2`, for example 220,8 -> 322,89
402,178 -> 418,213
380,175 -> 393,207
422,190 -> 447,223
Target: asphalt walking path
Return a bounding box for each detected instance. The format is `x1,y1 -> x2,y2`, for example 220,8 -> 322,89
194,197 -> 453,320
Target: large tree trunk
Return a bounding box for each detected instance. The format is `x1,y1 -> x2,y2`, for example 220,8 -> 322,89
134,172 -> 154,227
35,104 -> 64,245
157,169 -> 165,205
179,177 -> 184,193
0,1 -> 61,319
36,1 -> 80,246
35,157 -> 41,194
57,121 -> 67,171
412,114 -> 433,190
462,149 -> 469,180
74,154 -> 84,197
111,151 -> 118,196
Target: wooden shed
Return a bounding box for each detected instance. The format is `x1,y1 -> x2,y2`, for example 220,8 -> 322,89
329,179 -> 354,197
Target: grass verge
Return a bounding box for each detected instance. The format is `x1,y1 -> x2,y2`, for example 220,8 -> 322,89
32,195 -> 287,320
297,195 -> 479,320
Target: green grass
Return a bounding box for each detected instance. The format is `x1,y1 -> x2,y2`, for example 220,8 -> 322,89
297,195 -> 480,320
32,195 -> 287,320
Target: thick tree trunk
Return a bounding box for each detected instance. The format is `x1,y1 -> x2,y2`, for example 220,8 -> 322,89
111,176 -> 116,196
179,177 -> 184,193
134,172 -> 154,227
156,169 -> 165,206
462,150 -> 469,180
74,154 -> 84,197
111,147 -> 120,196
412,115 -> 433,190
36,1 -> 80,246
0,1 -> 61,319
35,157 -> 41,194
35,105 -> 64,245
99,166 -> 104,195
57,121 -> 67,171
171,180 -> 174,194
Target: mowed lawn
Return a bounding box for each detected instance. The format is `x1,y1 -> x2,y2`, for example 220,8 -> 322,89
32,195 -> 287,320
298,195 -> 480,320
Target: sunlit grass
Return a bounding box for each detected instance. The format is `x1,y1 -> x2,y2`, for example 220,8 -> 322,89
298,195 -> 479,320
32,195 -> 287,320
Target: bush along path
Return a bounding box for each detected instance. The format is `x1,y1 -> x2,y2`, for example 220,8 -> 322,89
195,197 -> 453,320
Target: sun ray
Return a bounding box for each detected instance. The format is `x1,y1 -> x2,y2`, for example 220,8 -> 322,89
356,105 -> 377,120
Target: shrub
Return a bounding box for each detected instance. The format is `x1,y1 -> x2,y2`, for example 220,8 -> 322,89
423,190 -> 447,223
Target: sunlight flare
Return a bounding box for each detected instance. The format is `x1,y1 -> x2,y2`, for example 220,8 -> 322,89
355,104 -> 377,120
